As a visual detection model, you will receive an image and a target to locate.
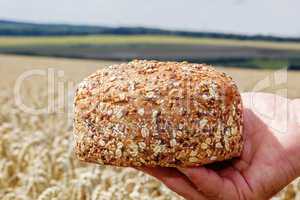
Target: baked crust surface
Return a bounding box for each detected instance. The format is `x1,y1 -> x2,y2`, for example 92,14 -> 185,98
74,60 -> 243,167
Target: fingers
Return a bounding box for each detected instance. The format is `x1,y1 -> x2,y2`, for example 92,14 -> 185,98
178,167 -> 224,199
138,167 -> 206,200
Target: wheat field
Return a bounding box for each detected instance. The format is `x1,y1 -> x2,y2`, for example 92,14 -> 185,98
0,54 -> 299,200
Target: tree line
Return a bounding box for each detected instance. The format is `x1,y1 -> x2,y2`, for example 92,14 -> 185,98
1,20 -> 300,42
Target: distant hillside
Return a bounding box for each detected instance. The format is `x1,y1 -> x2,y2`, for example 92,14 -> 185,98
1,20 -> 300,42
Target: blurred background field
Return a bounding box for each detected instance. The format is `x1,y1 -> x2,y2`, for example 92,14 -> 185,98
0,54 -> 299,98
0,20 -> 300,70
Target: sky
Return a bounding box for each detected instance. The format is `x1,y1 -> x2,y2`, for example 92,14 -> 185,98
0,0 -> 300,37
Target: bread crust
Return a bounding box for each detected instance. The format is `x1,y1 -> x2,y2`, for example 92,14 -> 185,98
73,60 -> 243,167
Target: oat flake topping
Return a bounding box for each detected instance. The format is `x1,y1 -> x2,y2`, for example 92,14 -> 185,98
74,60 -> 243,167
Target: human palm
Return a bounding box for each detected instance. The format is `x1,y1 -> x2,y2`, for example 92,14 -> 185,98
139,93 -> 300,200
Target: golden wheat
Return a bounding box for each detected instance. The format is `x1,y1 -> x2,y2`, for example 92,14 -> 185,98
0,54 -> 299,200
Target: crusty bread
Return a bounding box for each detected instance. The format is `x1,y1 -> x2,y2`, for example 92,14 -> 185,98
73,60 -> 243,167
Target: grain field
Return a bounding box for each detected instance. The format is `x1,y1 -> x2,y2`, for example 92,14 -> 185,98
0,54 -> 299,200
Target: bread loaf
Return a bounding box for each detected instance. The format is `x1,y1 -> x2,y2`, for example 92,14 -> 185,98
73,60 -> 243,167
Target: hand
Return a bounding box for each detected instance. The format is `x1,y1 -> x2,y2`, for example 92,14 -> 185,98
138,93 -> 300,200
